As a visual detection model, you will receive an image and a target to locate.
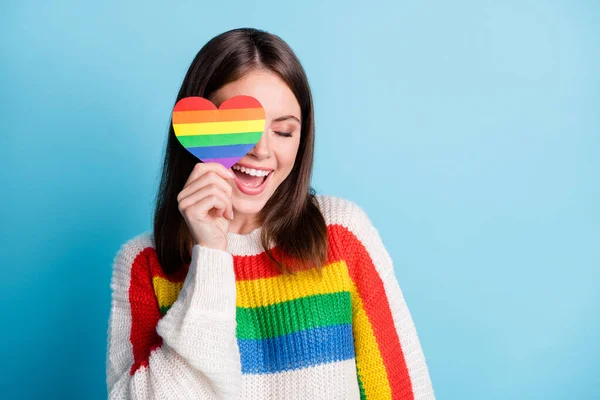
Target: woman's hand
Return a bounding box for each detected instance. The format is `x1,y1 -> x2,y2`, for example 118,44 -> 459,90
177,162 -> 236,251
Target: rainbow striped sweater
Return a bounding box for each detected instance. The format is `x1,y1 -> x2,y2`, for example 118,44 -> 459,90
106,195 -> 435,399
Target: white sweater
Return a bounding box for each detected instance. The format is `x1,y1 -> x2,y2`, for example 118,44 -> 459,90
106,194 -> 435,399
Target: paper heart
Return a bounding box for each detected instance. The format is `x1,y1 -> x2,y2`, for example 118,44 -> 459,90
172,95 -> 266,169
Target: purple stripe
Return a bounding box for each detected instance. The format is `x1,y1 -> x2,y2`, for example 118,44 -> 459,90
202,157 -> 241,169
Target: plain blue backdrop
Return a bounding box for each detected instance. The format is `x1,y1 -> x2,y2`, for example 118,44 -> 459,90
1,1 -> 598,399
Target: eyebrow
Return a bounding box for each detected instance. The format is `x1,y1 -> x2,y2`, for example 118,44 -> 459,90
272,115 -> 301,123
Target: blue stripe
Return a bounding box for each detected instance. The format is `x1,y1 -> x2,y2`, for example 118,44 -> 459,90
186,143 -> 255,159
237,323 -> 355,374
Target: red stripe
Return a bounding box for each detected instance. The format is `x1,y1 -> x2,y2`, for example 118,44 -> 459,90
233,247 -> 291,281
173,95 -> 262,112
328,224 -> 414,400
125,221 -> 413,399
128,247 -> 165,375
219,95 -> 262,110
173,97 -> 216,112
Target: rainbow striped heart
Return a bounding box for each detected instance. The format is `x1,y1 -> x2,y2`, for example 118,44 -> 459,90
172,95 -> 266,169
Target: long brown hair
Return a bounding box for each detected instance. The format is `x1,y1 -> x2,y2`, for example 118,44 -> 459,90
153,27 -> 327,276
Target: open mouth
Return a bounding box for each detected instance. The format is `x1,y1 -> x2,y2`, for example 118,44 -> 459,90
231,164 -> 274,195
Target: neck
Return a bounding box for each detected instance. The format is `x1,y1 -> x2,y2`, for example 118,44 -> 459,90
229,211 -> 261,235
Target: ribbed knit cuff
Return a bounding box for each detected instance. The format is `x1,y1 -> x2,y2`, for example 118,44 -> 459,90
178,244 -> 236,319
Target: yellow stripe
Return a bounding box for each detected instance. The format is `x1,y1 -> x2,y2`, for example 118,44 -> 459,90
153,259 -> 392,400
351,279 -> 393,399
173,119 -> 265,136
235,261 -> 351,308
152,262 -> 350,310
152,276 -> 183,309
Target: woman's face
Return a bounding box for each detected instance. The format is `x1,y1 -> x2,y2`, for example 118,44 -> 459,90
209,69 -> 302,217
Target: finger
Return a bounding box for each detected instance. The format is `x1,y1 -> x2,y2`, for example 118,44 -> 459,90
178,170 -> 234,204
179,184 -> 232,218
192,195 -> 229,221
179,183 -> 231,212
228,199 -> 234,220
183,162 -> 235,190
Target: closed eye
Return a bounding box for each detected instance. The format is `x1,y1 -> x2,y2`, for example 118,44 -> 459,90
274,131 -> 293,138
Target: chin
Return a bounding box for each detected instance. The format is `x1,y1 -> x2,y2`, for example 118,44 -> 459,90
232,195 -> 270,215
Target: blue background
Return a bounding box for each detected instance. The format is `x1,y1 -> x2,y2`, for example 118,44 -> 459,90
1,1 -> 598,399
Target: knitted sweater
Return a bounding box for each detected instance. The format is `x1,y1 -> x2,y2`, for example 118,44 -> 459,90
106,194 -> 435,399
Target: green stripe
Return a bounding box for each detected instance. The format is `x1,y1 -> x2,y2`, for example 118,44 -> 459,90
177,131 -> 263,147
357,366 -> 366,399
236,291 -> 352,340
160,305 -> 171,316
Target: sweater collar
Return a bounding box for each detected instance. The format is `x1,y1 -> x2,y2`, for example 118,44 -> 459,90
227,226 -> 274,256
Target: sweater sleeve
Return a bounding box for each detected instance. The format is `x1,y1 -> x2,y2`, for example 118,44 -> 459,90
106,237 -> 242,399
342,202 -> 435,400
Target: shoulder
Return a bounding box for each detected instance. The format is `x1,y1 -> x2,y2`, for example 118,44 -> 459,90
110,231 -> 157,289
112,231 -> 155,267
315,194 -> 395,278
315,194 -> 376,236
314,194 -> 384,255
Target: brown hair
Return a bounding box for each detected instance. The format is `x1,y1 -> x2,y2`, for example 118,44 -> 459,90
152,27 -> 327,276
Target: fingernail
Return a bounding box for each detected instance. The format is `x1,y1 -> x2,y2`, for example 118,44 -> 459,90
228,170 -> 235,179
230,211 -> 234,220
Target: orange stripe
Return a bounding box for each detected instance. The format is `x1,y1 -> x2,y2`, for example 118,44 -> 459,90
172,108 -> 265,124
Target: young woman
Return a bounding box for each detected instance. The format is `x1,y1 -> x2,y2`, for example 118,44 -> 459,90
106,27 -> 435,399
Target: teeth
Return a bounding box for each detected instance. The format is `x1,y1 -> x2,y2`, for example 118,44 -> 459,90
232,165 -> 272,177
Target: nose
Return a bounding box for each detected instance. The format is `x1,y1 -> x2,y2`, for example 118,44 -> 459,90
248,127 -> 272,160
